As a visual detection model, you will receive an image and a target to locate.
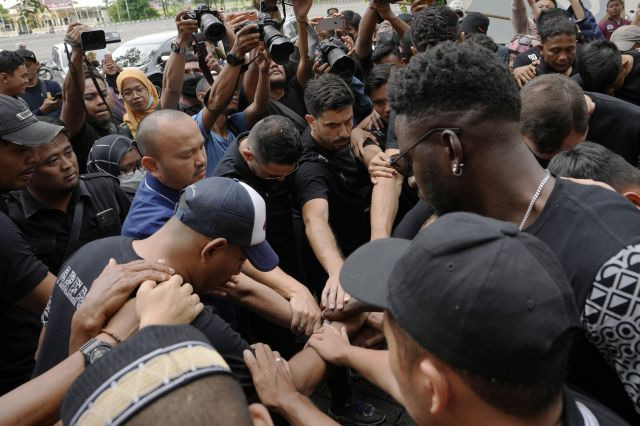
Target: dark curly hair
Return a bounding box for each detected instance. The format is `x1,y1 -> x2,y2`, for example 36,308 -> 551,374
410,5 -> 460,53
388,41 -> 521,123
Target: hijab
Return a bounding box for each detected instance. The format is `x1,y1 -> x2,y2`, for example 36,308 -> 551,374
116,68 -> 159,137
87,134 -> 139,177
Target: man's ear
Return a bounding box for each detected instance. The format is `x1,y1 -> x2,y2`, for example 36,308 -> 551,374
443,129 -> 464,175
248,403 -> 274,426
305,114 -> 316,133
411,46 -> 417,56
240,146 -> 254,162
418,358 -> 451,415
623,191 -> 640,208
201,238 -> 228,263
141,155 -> 159,174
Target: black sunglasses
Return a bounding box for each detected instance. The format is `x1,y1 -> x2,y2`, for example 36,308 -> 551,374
389,128 -> 462,177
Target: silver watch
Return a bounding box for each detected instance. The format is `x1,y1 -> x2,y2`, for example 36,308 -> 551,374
79,338 -> 113,366
170,41 -> 187,55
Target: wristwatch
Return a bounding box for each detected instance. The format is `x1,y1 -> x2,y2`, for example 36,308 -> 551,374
170,41 -> 187,55
226,52 -> 245,66
79,338 -> 113,366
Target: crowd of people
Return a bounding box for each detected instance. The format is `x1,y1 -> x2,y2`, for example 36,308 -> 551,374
1,0 -> 640,424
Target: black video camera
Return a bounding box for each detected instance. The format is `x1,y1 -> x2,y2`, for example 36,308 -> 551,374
316,37 -> 355,80
185,4 -> 226,42
235,13 -> 294,65
80,30 -> 121,51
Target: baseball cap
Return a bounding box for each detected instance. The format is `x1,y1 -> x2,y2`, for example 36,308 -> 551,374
0,95 -> 63,146
15,48 -> 37,62
610,25 -> 640,52
175,177 -> 279,272
340,212 -> 579,382
61,325 -> 233,426
460,11 -> 490,34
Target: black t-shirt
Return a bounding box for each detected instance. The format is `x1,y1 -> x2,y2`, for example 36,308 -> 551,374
512,46 -> 542,68
385,110 -> 398,150
33,236 -> 255,396
214,136 -> 303,278
391,180 -> 640,421
5,174 -> 130,274
294,128 -> 372,255
70,121 -> 120,174
274,76 -> 307,119
0,210 -> 49,395
614,50 -> 640,107
585,91 -> 640,167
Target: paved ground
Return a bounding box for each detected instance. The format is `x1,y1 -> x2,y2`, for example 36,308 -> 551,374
311,371 -> 416,425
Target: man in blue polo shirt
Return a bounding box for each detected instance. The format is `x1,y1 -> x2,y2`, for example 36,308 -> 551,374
122,109 -> 206,239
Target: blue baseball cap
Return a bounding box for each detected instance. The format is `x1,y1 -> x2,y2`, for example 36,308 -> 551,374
175,177 -> 279,272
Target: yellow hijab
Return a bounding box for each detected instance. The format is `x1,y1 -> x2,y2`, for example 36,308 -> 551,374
116,68 -> 159,137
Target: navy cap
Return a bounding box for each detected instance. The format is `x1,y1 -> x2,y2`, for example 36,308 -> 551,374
15,48 -> 37,62
175,177 -> 279,272
340,212 -> 579,382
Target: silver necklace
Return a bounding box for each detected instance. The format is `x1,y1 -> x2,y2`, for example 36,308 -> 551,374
519,169 -> 551,231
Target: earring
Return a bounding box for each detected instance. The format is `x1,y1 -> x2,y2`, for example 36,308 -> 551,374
452,163 -> 464,177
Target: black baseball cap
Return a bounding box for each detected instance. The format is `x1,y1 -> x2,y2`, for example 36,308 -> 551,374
340,212 -> 579,382
175,177 -> 279,272
460,11 -> 490,34
0,95 -> 63,146
15,48 -> 37,62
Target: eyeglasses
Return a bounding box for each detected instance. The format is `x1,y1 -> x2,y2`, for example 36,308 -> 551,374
121,161 -> 144,176
122,86 -> 148,100
261,162 -> 299,180
389,128 -> 462,177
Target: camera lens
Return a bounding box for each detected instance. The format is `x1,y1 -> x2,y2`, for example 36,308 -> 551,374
327,47 -> 355,80
200,12 -> 226,41
262,25 -> 294,65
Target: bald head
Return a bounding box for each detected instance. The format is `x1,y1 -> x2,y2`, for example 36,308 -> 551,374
138,109 -> 207,190
137,110 -> 196,157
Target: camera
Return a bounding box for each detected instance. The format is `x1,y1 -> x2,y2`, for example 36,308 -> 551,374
235,13 -> 294,65
316,37 -> 355,80
80,30 -> 121,51
185,4 -> 226,42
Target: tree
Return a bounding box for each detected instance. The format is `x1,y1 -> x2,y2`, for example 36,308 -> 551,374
108,0 -> 159,22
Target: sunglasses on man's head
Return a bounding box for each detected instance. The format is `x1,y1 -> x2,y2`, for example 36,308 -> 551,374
389,128 -> 463,177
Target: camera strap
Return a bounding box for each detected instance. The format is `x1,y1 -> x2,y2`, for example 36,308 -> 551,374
192,36 -> 214,86
63,44 -> 118,132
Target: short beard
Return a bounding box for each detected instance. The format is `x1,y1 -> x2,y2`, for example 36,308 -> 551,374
422,155 -> 461,216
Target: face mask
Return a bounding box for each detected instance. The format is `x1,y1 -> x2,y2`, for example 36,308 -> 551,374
119,169 -> 146,192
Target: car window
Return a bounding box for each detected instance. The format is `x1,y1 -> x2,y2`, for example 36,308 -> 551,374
113,43 -> 159,68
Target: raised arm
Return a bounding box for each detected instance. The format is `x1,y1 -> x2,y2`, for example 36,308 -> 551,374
160,11 -> 199,110
201,24 -> 260,132
511,0 -> 531,35
294,0 -> 313,88
60,23 -> 90,136
242,49 -> 270,127
376,2 -> 410,39
568,0 -> 585,20
355,0 -> 380,60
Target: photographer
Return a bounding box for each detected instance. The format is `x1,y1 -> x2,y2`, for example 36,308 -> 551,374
60,23 -> 123,174
242,0 -> 313,120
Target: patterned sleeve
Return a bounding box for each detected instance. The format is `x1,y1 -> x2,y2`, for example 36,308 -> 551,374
581,244 -> 640,413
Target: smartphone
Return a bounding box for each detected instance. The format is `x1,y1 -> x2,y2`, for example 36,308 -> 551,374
316,16 -> 346,32
227,10 -> 258,22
